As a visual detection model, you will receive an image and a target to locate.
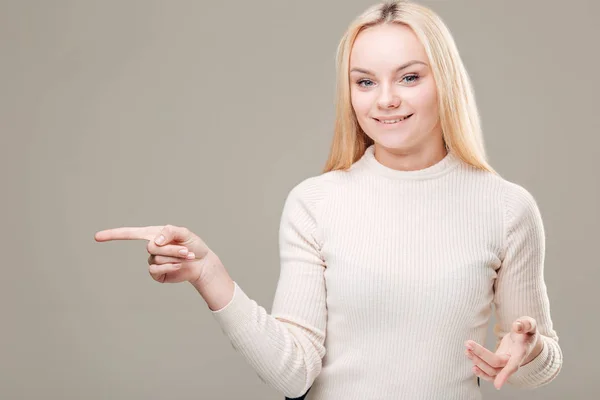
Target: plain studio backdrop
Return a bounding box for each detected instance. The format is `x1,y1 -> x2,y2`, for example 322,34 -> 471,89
1,0 -> 598,399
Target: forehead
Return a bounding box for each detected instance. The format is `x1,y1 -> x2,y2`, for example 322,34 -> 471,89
350,23 -> 428,69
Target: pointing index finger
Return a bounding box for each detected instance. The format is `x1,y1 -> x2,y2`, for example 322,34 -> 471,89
94,226 -> 161,242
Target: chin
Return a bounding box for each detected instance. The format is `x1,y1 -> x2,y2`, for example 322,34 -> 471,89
371,132 -> 417,152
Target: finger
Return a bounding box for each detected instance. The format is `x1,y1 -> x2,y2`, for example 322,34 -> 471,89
149,263 -> 183,282
494,351 -> 526,390
514,316 -> 537,334
149,265 -> 196,284
154,225 -> 193,246
149,254 -> 196,265
466,349 -> 502,377
95,226 -> 161,242
465,340 -> 510,368
146,242 -> 196,259
473,366 -> 494,383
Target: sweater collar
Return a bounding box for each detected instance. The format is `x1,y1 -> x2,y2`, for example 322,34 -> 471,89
355,144 -> 461,180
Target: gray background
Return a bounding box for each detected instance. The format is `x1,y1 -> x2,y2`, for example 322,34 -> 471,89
1,0 -> 598,399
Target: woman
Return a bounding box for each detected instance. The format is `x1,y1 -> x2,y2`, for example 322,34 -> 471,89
95,1 -> 563,398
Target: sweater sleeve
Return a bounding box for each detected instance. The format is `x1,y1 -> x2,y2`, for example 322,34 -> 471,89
210,177 -> 327,398
493,182 -> 563,388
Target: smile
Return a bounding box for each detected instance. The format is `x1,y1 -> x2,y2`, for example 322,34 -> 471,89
374,114 -> 413,125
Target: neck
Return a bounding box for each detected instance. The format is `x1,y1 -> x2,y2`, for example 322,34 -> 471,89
356,136 -> 459,181
373,139 -> 448,172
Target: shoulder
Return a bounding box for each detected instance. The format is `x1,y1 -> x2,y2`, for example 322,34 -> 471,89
279,171 -> 349,243
284,169 -> 350,211
497,178 -> 542,225
455,163 -> 543,228
460,163 -> 540,210
467,171 -> 546,258
486,176 -> 545,249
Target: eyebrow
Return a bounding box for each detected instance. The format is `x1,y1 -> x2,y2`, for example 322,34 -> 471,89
349,60 -> 428,75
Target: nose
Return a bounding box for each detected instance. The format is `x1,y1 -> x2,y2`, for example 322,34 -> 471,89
377,84 -> 401,109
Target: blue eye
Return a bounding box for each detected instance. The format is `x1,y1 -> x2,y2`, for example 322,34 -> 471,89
402,74 -> 419,84
357,79 -> 374,87
355,74 -> 420,88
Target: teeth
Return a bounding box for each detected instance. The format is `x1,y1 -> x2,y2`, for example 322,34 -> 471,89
379,116 -> 408,124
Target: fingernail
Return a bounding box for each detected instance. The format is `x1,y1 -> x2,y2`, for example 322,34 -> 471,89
155,235 -> 165,245
186,252 -> 195,259
179,248 -> 189,256
516,322 -> 523,331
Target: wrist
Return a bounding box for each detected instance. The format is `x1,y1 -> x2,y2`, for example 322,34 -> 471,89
190,253 -> 223,288
190,255 -> 235,311
523,335 -> 545,366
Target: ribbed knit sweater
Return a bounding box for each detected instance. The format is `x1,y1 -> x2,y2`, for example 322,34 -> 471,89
211,144 -> 562,399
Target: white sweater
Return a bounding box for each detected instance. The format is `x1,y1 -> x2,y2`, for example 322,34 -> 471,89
211,145 -> 562,399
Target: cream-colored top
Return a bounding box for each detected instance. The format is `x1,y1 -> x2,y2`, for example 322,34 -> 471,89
211,145 -> 562,399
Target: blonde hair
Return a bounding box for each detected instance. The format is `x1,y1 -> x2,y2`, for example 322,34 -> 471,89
322,0 -> 497,174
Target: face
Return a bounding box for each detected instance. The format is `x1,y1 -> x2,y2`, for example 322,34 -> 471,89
349,23 -> 442,155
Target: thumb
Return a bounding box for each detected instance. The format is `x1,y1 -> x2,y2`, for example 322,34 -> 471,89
513,316 -> 537,334
154,224 -> 194,246
155,224 -> 212,259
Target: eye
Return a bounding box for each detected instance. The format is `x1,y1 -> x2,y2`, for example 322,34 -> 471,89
401,74 -> 420,84
355,74 -> 420,88
356,79 -> 374,88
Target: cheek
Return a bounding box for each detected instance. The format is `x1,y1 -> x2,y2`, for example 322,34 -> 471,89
351,90 -> 374,119
411,81 -> 439,117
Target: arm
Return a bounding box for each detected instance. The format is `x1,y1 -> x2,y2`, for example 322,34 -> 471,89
193,178 -> 327,398
493,183 -> 563,388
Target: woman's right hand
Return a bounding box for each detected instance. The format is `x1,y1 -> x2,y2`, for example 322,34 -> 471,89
94,224 -> 221,285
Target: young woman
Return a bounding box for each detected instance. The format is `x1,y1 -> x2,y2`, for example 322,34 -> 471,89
95,1 -> 563,398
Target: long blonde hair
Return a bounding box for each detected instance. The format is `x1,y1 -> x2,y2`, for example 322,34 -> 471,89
322,0 -> 497,174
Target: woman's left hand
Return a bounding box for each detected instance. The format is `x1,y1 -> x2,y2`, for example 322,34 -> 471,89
464,316 -> 542,390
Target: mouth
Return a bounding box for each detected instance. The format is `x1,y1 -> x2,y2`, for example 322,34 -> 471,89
373,114 -> 414,125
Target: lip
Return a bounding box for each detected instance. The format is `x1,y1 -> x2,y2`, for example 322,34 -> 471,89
373,114 -> 414,126
374,114 -> 413,121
